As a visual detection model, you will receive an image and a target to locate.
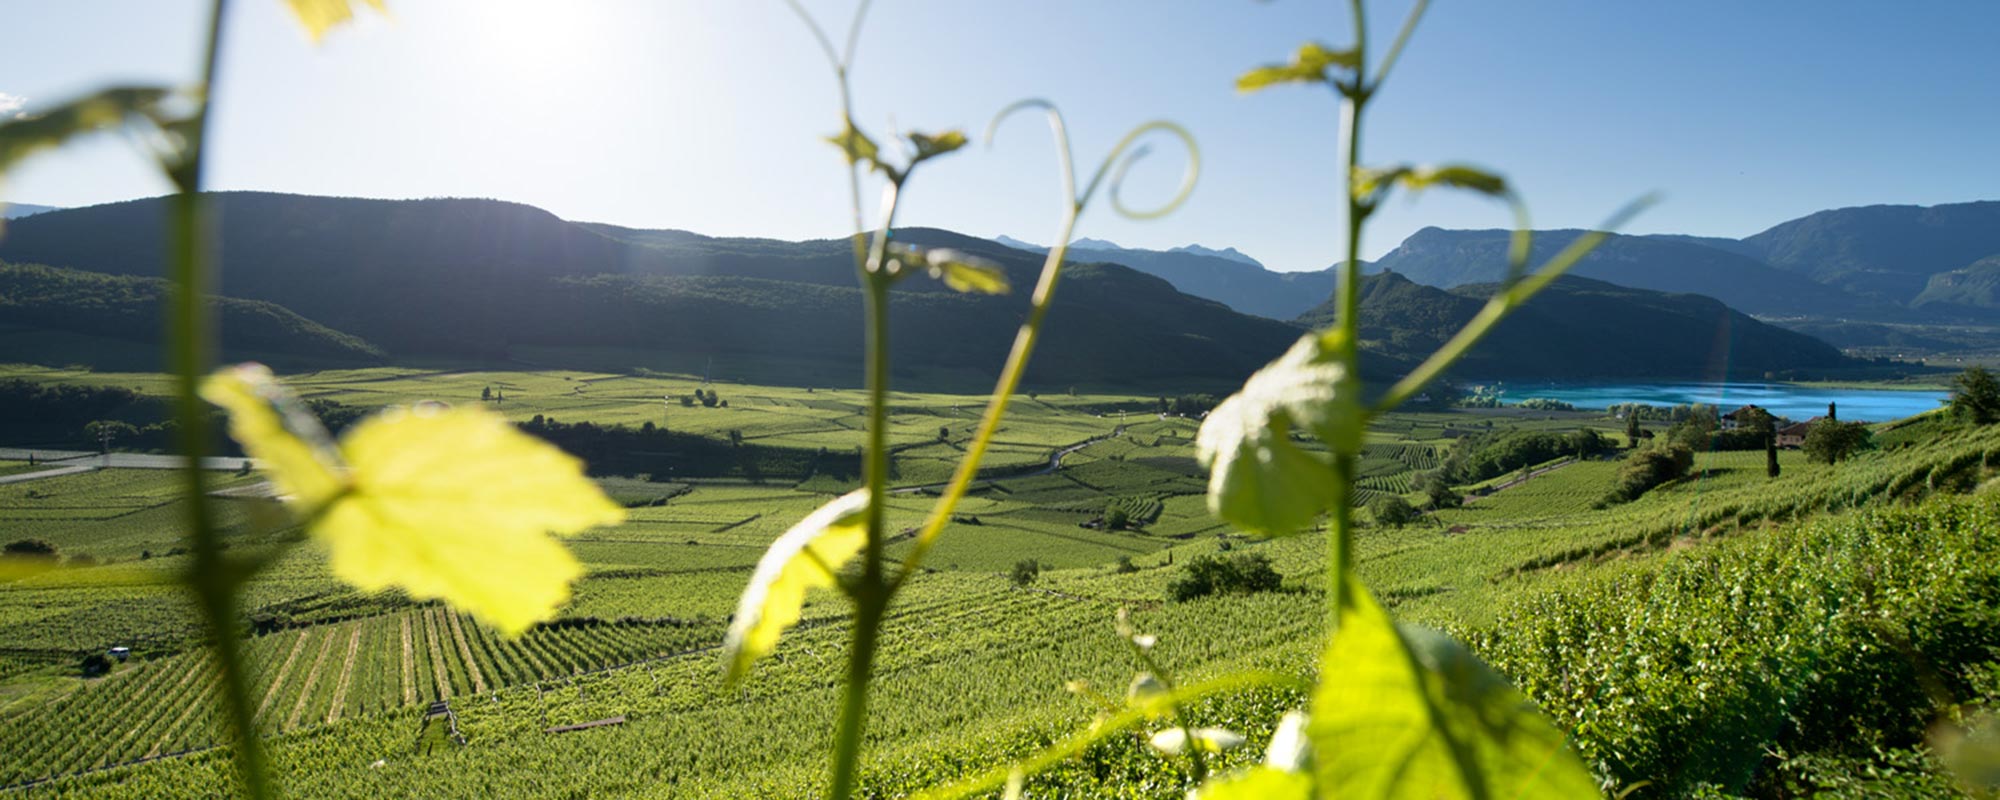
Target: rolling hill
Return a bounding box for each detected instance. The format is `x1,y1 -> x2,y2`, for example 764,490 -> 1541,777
1366,227 -> 1880,318
1298,272 -> 1849,380
0,193 -> 1303,388
1742,200 -> 2000,304
0,260 -> 384,364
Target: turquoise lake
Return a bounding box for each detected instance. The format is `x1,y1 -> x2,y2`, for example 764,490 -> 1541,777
1505,382 -> 1948,423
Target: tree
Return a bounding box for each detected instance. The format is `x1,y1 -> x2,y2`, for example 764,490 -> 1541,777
83,419 -> 139,452
1103,504 -> 1131,531
1369,494 -> 1416,527
1602,443 -> 1695,505
1165,553 -> 1283,602
481,386 -> 492,402
1009,559 -> 1041,587
80,653 -> 113,678
938,425 -> 950,442
1803,419 -> 1871,464
1952,366 -> 2000,425
3,539 -> 59,561
1422,474 -> 1461,510
727,429 -> 743,446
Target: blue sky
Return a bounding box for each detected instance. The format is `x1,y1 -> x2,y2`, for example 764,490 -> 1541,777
3,1 -> 1997,271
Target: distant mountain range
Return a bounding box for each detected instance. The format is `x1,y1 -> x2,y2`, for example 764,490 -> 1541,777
0,191 -> 1873,387
990,235 -> 1341,320
1366,201 -> 2000,323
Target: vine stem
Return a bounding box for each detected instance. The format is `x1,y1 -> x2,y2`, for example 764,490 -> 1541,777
170,1 -> 270,797
1328,0 -> 1370,635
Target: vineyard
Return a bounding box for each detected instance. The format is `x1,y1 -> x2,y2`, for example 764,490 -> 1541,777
1,365 -> 1994,796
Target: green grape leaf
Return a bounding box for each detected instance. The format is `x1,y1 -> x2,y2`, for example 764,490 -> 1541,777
283,0 -> 389,42
1402,164 -> 1508,197
1193,767 -> 1314,800
722,490 -> 869,684
1934,711 -> 2000,796
1195,329 -> 1357,536
1309,579 -> 1601,799
889,243 -> 1011,294
1354,164 -> 1509,204
1237,42 -> 1360,92
0,87 -> 174,178
908,129 -> 969,163
826,119 -> 881,167
203,364 -> 625,637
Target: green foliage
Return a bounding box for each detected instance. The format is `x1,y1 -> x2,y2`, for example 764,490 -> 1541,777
1954,366 -> 2000,425
1804,418 -> 1873,464
1515,397 -> 1577,411
1472,492 -> 2000,797
1602,442 -> 1695,505
1368,494 -> 1416,527
1009,559 -> 1041,588
1311,583 -> 1599,797
1166,553 -> 1282,602
3,537 -> 59,560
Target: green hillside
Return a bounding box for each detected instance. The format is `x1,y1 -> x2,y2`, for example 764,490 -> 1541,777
1368,227 -> 1881,318
0,261 -> 383,365
1299,272 -> 1850,380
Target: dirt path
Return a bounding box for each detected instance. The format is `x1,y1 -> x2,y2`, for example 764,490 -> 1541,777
325,624 -> 363,724
1461,457 -> 1577,504
285,627 -> 340,729
445,612 -> 487,695
253,630 -> 313,722
888,426 -> 1123,495
399,615 -> 416,705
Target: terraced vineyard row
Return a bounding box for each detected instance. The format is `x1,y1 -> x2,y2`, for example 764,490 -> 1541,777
0,606 -> 727,788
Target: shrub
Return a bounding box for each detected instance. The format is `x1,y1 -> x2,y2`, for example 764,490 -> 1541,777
80,653 -> 113,678
1804,419 -> 1873,464
1602,443 -> 1695,505
2,539 -> 59,561
1369,494 -> 1416,527
1009,559 -> 1041,587
1166,553 -> 1282,602
1113,556 -> 1137,574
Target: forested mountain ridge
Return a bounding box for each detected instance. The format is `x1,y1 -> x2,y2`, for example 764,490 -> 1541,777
1298,272 -> 1849,380
1741,200 -> 2000,304
0,193 -> 1303,387
1367,227 -> 1883,318
0,260 -> 384,363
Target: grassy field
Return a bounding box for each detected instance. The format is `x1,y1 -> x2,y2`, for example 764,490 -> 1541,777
2,364 -> 1995,796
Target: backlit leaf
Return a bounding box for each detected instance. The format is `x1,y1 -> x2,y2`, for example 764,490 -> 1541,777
1236,42 -> 1360,93
0,87 -> 173,178
1196,330 -> 1357,536
1934,711 -> 2000,796
200,364 -> 345,509
889,244 -> 1010,294
324,405 -> 624,636
826,119 -> 880,167
1193,767 -> 1314,800
205,365 -> 623,637
908,129 -> 969,163
1403,164 -> 1508,197
723,490 -> 870,684
283,0 -> 389,42
1309,578 -> 1601,799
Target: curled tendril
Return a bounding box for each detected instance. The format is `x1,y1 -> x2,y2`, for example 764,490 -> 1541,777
987,100 -> 1199,222
986,99 -> 1079,216
1097,122 -> 1200,221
